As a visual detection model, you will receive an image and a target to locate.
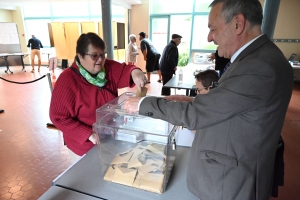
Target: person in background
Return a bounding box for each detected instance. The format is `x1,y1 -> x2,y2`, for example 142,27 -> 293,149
127,34 -> 139,65
124,0 -> 294,199
208,48 -> 230,77
165,69 -> 219,102
138,31 -> 162,83
160,34 -> 182,96
50,32 -> 147,163
27,35 -> 43,73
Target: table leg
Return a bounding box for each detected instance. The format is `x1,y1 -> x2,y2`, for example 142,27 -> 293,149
4,56 -> 12,74
47,54 -> 50,68
186,89 -> 189,96
20,55 -> 26,72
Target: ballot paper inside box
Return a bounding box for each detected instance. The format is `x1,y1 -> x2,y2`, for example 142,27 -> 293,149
93,92 -> 178,194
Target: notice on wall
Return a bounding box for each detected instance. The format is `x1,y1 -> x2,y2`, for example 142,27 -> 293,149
10,33 -> 19,44
0,33 -> 11,44
0,23 -> 17,34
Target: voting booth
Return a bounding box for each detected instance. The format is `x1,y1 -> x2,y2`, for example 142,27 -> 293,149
93,92 -> 177,194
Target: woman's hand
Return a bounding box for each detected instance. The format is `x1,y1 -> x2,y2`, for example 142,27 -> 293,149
131,69 -> 147,92
89,132 -> 99,144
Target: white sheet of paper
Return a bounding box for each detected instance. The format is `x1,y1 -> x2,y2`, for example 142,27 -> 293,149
175,128 -> 195,147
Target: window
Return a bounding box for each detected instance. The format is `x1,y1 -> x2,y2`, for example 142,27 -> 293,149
25,19 -> 51,47
194,0 -> 212,12
23,5 -> 51,17
51,3 -> 89,17
169,15 -> 192,54
150,0 -> 194,14
192,15 -> 216,50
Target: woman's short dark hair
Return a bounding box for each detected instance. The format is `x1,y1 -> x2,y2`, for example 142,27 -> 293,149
75,32 -> 106,62
195,70 -> 219,88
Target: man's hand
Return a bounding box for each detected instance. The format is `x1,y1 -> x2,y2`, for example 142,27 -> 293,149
208,53 -> 215,62
131,69 -> 147,92
164,95 -> 194,102
89,132 -> 99,144
124,97 -> 142,113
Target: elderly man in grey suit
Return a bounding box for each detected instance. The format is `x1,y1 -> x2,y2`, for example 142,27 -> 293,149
124,0 -> 294,199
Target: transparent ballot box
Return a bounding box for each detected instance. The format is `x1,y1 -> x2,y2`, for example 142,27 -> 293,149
93,92 -> 177,194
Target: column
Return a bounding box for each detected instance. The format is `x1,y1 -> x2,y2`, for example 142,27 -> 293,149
262,0 -> 281,39
101,0 -> 114,59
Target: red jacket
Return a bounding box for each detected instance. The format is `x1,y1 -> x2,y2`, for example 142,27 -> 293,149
50,59 -> 139,156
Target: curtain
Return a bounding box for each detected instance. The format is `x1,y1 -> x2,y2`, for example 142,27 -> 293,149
50,22 -> 68,59
98,21 -> 103,39
64,22 -> 79,60
112,21 -> 117,47
81,22 -> 96,34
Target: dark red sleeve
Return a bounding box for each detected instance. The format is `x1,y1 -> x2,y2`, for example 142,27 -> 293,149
49,69 -> 92,145
105,59 -> 142,89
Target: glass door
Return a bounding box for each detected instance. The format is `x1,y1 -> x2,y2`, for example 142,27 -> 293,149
150,16 -> 170,56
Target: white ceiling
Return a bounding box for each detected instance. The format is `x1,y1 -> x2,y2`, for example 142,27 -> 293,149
0,0 -> 142,10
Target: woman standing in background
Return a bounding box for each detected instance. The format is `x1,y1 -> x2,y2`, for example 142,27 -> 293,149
127,34 -> 139,65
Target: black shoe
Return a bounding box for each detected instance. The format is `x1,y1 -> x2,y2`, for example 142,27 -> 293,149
147,81 -> 151,84
157,80 -> 162,83
0,109 -> 4,113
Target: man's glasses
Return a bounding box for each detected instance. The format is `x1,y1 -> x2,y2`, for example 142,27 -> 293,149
196,87 -> 207,93
85,52 -> 107,61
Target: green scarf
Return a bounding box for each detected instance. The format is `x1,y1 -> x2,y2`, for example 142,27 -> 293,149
76,61 -> 107,87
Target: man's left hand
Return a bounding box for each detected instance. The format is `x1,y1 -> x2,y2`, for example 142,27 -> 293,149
124,97 -> 142,113
131,69 -> 147,92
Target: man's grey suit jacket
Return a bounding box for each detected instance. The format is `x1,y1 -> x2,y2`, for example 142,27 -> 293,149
139,34 -> 294,200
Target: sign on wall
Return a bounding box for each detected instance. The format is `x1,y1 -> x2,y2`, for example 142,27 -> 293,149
0,23 -> 20,44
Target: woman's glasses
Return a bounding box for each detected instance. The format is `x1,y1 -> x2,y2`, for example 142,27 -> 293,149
85,52 -> 107,61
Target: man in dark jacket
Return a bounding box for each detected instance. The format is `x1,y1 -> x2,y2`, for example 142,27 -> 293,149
27,35 -> 43,73
208,49 -> 230,77
139,32 -> 162,83
160,34 -> 182,95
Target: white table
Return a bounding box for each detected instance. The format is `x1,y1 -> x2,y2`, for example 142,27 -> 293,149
0,52 -> 30,73
163,63 -> 214,96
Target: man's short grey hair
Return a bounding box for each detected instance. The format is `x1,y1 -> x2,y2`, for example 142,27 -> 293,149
129,34 -> 136,41
209,0 -> 263,27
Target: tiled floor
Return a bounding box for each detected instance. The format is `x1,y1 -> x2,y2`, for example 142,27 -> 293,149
0,65 -> 299,199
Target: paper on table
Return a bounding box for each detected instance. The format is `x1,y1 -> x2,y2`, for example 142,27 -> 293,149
138,164 -> 158,176
119,147 -> 134,156
112,167 -> 137,186
152,158 -> 164,169
104,166 -> 116,181
127,156 -> 143,168
111,152 -> 133,164
132,171 -> 143,188
139,173 -> 165,194
146,145 -> 166,159
130,144 -> 147,161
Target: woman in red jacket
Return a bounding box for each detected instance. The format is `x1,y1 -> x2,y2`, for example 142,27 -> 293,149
50,32 -> 147,163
